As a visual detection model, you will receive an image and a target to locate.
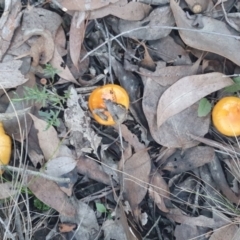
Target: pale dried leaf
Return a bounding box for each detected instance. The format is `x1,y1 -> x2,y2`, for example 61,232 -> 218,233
0,182 -> 18,199
76,156 -> 112,185
0,60 -> 28,88
209,224 -> 239,240
22,7 -> 62,38
29,114 -> 60,160
149,172 -> 170,212
170,0 -> 240,66
60,198 -> 99,240
122,149 -> 151,220
69,11 -> 86,68
50,47 -> 79,85
27,175 -> 76,217
56,0 -> 119,11
142,77 -> 210,148
0,0 -> 22,60
44,156 -> 77,177
89,2 -> 152,21
116,6 -> 175,40
163,146 -> 215,174
157,72 -> 234,128
119,124 -> 145,152
149,36 -> 192,65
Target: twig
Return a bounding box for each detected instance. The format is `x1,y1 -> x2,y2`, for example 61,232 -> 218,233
0,165 -> 71,183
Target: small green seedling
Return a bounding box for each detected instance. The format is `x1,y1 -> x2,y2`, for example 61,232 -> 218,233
43,63 -> 60,80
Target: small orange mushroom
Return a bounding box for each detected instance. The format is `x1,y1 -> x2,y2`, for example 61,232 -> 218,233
0,122 -> 11,174
212,96 -> 240,137
88,84 -> 129,125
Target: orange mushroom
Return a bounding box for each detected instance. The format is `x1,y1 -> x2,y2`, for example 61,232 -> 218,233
88,84 -> 129,125
0,122 -> 11,174
212,96 -> 240,136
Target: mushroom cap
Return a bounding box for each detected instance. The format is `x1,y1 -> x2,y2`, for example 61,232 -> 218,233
212,96 -> 240,137
88,84 -> 129,125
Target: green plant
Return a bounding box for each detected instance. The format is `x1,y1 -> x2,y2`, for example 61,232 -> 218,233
43,63 -> 60,80
34,198 -> 51,211
198,97 -> 212,117
13,85 -> 69,129
95,202 -> 112,219
224,76 -> 240,93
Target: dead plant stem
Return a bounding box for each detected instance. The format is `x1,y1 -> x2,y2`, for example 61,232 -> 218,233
0,165 -> 71,183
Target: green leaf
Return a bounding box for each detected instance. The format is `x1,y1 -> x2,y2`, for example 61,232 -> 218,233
96,203 -> 107,213
34,198 -> 51,211
232,76 -> 240,83
224,83 -> 240,93
198,98 -> 212,117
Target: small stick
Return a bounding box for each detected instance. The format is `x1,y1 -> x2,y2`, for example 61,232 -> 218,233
0,165 -> 71,183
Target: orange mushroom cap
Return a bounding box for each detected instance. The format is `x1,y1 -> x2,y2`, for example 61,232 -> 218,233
88,84 -> 129,125
0,122 -> 11,174
212,96 -> 240,137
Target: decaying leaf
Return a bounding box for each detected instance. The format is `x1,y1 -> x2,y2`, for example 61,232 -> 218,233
69,11 -> 86,69
89,1 -> 152,21
121,149 -> 151,220
58,223 -> 77,233
0,60 -> 28,88
149,35 -> 192,65
27,175 -> 76,217
142,76 -> 210,148
0,0 -> 22,60
170,0 -> 240,66
149,172 -> 170,212
210,224 -> 239,240
50,47 -> 79,85
76,156 -> 112,185
29,114 -> 60,160
114,6 -> 175,40
60,198 -> 99,240
157,72 -> 234,128
162,146 -> 215,174
55,0 -> 119,11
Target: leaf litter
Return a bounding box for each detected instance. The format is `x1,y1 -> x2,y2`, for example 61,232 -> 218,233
1,0 -> 240,239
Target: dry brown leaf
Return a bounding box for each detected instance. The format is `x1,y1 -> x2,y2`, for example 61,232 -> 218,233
209,156 -> 240,205
89,2 -> 152,21
26,30 -> 54,66
60,198 -> 99,239
122,149 -> 151,220
0,60 -> 28,88
58,223 -> 77,233
209,224 -> 239,240
167,208 -> 216,228
0,0 -> 22,60
118,124 -> 145,152
157,72 -> 234,128
149,172 -> 170,213
162,146 -> 215,174
170,0 -> 240,66
142,76 -> 210,148
56,0 -> 119,11
50,47 -> 79,85
174,224 -> 207,240
69,11 -> 86,69
115,6 -> 175,40
140,54 -> 201,87
76,156 -> 112,185
29,114 -> 60,160
21,7 -> 62,38
27,175 -> 76,217
149,35 -> 192,65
